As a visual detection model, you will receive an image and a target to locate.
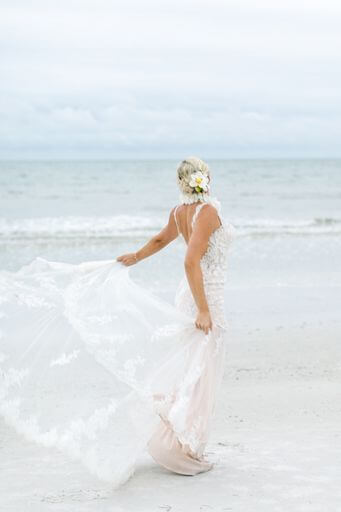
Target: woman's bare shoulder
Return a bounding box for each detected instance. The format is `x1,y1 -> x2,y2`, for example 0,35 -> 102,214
199,203 -> 219,220
202,203 -> 218,213
193,203 -> 221,232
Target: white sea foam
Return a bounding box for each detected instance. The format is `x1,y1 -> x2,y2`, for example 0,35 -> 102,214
235,217 -> 341,236
0,215 -> 340,241
0,216 -> 163,240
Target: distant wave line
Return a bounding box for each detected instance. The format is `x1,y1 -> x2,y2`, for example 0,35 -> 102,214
0,215 -> 340,240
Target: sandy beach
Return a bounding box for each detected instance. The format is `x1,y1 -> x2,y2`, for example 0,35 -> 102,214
1,283 -> 340,512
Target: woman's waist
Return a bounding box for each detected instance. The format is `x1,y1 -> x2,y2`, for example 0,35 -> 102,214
175,278 -> 225,308
202,276 -> 226,289
174,278 -> 227,328
176,274 -> 225,292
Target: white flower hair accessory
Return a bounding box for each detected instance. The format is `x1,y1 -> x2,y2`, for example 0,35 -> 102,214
189,171 -> 210,193
176,157 -> 211,203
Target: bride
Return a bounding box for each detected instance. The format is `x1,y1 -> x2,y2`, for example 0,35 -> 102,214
0,156 -> 236,488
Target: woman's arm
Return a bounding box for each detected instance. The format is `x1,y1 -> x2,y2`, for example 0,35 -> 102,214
184,205 -> 221,334
116,207 -> 179,266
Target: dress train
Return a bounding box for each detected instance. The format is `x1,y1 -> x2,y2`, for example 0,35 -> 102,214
0,199 -> 235,486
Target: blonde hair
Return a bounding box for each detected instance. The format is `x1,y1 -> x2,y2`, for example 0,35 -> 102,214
176,156 -> 210,197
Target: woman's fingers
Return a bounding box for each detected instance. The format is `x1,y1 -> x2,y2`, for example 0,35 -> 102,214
195,311 -> 213,334
195,320 -> 212,334
116,254 -> 136,266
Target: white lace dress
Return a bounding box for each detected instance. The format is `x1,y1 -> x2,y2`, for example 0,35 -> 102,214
148,200 -> 235,474
0,198 -> 236,487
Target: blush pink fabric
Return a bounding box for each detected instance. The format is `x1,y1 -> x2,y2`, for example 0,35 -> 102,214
147,418 -> 214,475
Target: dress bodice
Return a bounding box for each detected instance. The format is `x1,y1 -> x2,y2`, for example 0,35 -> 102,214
174,199 -> 236,286
174,198 -> 236,328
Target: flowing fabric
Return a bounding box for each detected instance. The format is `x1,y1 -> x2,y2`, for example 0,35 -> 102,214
0,198 -> 236,487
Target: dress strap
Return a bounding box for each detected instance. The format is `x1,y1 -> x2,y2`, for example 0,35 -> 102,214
173,205 -> 180,235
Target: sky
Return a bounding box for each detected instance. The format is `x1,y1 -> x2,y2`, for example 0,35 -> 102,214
1,0 -> 341,159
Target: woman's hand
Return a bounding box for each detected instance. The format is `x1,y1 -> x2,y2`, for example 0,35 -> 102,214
195,310 -> 212,335
116,253 -> 138,266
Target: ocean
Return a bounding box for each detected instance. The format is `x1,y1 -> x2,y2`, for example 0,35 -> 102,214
0,159 -> 340,303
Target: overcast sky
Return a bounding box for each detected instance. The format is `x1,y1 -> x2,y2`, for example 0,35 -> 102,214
1,0 -> 341,159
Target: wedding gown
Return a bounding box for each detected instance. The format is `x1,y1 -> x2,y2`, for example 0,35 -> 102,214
0,198 -> 236,487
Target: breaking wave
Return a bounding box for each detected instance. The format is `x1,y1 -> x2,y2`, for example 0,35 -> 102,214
0,215 -> 340,241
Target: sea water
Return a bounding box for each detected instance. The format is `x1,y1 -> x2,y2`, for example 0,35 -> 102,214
0,159 -> 340,304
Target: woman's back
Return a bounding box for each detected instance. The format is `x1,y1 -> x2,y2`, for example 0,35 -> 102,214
173,202 -> 222,245
173,201 -> 235,282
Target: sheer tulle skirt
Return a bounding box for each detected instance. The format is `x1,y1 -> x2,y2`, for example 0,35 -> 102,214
0,258 -> 226,486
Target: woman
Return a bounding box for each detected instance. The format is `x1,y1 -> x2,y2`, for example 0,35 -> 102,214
0,157 -> 236,487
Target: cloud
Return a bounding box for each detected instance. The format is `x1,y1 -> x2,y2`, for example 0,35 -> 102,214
0,0 -> 341,158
